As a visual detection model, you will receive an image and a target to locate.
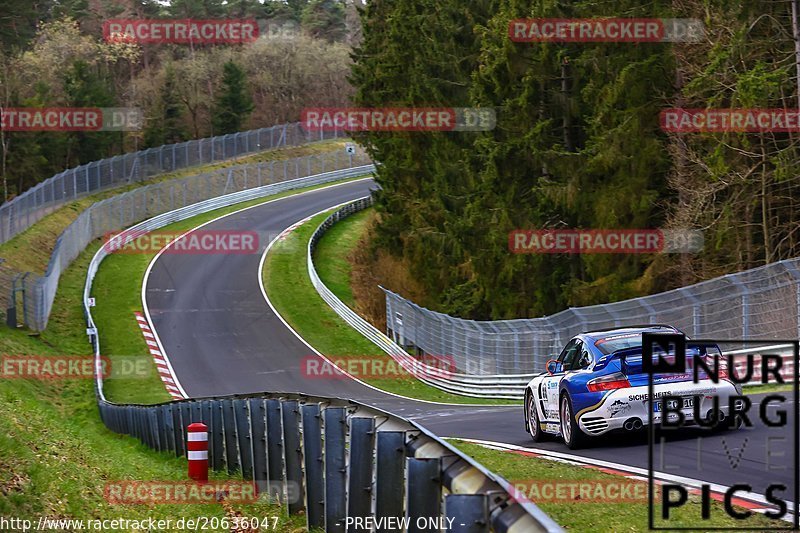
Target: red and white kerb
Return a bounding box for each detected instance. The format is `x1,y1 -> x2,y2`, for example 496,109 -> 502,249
134,312 -> 183,400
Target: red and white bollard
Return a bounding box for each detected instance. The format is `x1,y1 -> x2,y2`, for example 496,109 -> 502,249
187,422 -> 208,482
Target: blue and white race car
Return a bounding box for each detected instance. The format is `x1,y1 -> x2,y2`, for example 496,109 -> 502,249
523,325 -> 743,449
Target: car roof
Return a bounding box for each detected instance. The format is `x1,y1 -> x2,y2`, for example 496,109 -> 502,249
581,324 -> 680,343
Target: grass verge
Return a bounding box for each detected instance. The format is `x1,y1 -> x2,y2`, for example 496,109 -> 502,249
449,440 -> 781,531
265,209 -> 519,405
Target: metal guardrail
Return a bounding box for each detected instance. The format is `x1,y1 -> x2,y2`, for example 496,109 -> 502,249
94,391 -> 561,533
81,171 -> 563,533
308,198 -> 528,399
8,148 -> 373,331
0,122 -> 342,245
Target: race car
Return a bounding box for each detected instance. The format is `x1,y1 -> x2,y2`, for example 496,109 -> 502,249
523,325 -> 743,449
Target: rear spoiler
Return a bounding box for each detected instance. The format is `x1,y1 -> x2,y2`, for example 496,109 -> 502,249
594,342 -> 720,372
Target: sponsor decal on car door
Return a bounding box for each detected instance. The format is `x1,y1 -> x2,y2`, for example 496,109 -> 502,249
540,375 -> 561,422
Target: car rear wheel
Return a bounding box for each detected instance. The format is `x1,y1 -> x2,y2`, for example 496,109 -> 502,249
526,390 -> 545,442
560,393 -> 587,449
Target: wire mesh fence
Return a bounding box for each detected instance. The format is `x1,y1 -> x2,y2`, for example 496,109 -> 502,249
385,259 -> 800,375
0,122 -> 343,245
7,147 -> 372,331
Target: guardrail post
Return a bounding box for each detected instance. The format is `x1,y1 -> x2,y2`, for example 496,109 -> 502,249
154,405 -> 168,451
406,458 -> 441,533
324,407 -> 347,533
179,403 -> 192,452
282,400 -> 306,515
234,399 -> 254,480
164,404 -> 176,453
266,399 -> 284,503
445,494 -> 489,533
347,417 -> 375,530
172,403 -> 185,457
222,399 -> 240,474
191,402 -> 202,426
301,404 -> 324,529
210,400 -> 224,471
142,408 -> 153,447
135,408 -> 146,445
200,400 -> 212,430
376,431 -> 405,531
249,399 -> 268,492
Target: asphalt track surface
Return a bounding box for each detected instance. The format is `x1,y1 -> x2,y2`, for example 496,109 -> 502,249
145,178 -> 796,514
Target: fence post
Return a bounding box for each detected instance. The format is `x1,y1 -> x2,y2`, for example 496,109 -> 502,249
301,404 -> 324,529
406,458 -> 441,533
347,417 -> 375,530
324,407 -> 347,533
282,400 -> 306,515
445,494 -> 489,533
376,431 -> 405,531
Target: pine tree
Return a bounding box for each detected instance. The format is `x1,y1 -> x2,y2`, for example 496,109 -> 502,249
212,61 -> 254,135
63,59 -> 117,164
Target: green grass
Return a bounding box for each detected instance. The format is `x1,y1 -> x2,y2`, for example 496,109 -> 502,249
92,177 -> 370,405
742,382 -> 794,395
450,440 -> 782,532
0,246 -> 301,529
313,209 -> 371,308
265,210 -> 519,405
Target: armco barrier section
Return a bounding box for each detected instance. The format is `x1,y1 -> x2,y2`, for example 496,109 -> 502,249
385,259 -> 800,376
81,174 -> 562,533
0,122 -> 340,245
14,148 -> 373,331
308,198 -> 528,399
95,392 -> 561,533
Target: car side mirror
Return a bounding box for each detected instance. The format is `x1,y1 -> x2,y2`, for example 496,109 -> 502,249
546,359 -> 563,375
